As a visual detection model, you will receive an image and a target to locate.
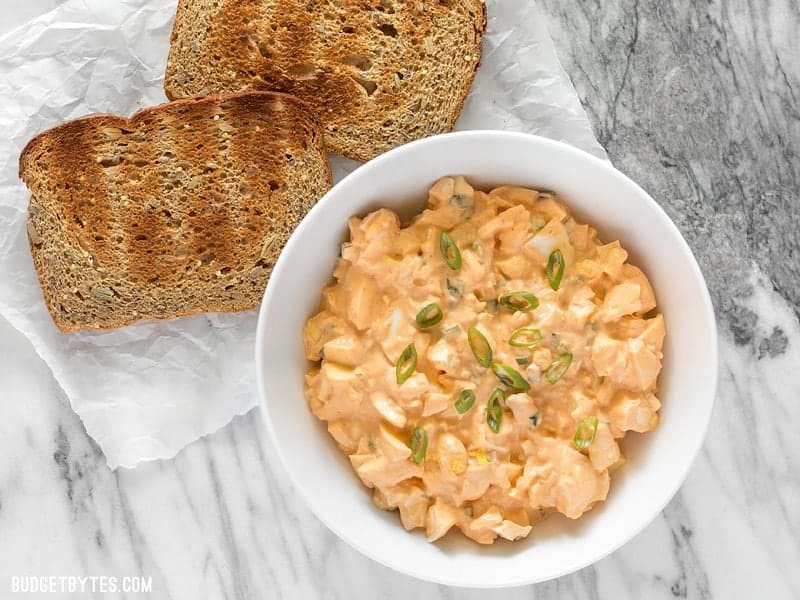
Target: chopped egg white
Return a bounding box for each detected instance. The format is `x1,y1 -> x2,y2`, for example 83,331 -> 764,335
303,177 -> 665,544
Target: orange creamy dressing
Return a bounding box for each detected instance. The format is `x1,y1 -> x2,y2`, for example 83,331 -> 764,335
303,176 -> 665,544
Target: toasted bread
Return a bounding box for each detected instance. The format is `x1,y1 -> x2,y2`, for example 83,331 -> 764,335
19,92 -> 331,332
164,0 -> 486,162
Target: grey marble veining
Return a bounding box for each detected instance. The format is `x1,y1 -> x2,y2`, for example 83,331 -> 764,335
1,1 -> 799,599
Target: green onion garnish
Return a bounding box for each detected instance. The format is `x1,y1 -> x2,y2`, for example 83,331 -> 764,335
515,356 -> 530,366
545,352 -> 572,384
410,426 -> 428,463
455,389 -> 476,414
491,362 -> 531,390
487,388 -> 504,433
395,343 -> 417,385
415,303 -> 443,329
529,412 -> 540,427
573,416 -> 598,450
499,291 -> 539,312
439,231 -> 462,270
547,249 -> 565,290
467,327 -> 493,367
509,327 -> 543,348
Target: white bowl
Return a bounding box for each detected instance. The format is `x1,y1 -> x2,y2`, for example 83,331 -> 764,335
255,131 -> 717,587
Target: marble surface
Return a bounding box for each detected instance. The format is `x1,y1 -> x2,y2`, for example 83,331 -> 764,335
1,1 -> 799,599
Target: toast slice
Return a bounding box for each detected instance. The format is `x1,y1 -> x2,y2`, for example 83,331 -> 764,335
19,92 -> 331,332
164,0 -> 486,162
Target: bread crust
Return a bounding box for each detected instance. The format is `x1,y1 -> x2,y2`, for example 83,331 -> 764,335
19,91 -> 323,171
164,0 -> 487,162
19,91 -> 332,332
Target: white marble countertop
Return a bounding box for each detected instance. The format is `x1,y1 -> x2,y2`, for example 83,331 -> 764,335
1,1 -> 798,599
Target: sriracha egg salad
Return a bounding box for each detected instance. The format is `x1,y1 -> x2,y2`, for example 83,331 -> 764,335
303,177 -> 665,544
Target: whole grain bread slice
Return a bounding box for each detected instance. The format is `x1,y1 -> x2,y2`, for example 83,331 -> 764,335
19,92 -> 331,333
164,0 -> 486,162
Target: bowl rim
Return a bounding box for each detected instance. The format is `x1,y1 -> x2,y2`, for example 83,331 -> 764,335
254,130 -> 718,587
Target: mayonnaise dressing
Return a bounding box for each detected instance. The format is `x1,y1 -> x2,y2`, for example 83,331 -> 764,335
304,177 -> 665,544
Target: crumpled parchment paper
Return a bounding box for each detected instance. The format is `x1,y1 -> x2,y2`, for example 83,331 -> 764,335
0,0 -> 606,469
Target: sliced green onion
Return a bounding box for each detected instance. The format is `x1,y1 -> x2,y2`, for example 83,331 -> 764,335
573,416 -> 598,450
491,362 -> 531,390
415,303 -> 443,329
499,291 -> 539,312
449,194 -> 474,211
439,231 -> 462,270
442,324 -> 460,337
515,356 -> 530,366
544,352 -> 572,384
546,249 -> 565,290
410,426 -> 428,463
486,388 -> 504,433
467,327 -> 493,368
445,277 -> 464,299
529,412 -> 540,427
455,389 -> 476,414
395,343 -> 417,385
509,327 -> 543,348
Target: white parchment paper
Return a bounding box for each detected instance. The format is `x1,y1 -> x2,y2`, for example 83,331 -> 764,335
0,0 -> 605,468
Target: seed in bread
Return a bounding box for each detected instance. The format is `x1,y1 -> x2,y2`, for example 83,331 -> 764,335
164,0 -> 487,162
19,92 -> 332,332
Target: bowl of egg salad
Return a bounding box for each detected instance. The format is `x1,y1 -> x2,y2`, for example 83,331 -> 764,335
255,131 -> 717,587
